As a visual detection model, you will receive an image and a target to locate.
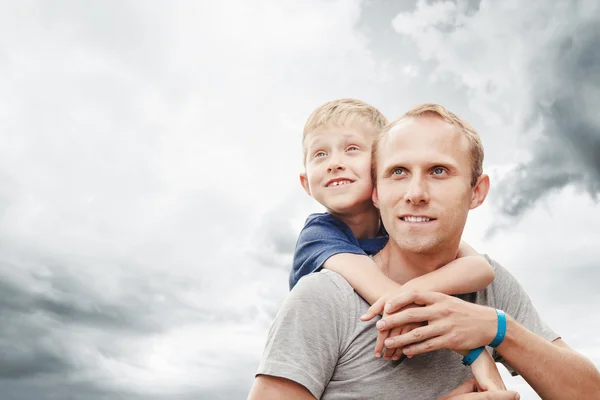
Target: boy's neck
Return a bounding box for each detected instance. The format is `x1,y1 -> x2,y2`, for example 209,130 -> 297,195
330,205 -> 381,240
373,241 -> 459,285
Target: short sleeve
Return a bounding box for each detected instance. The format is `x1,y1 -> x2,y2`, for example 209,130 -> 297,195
485,257 -> 561,375
256,272 -> 354,398
290,214 -> 365,290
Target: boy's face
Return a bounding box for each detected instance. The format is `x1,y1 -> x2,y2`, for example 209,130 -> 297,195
300,125 -> 374,215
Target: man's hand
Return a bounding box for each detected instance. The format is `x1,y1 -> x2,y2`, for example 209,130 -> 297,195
372,290 -> 498,356
438,379 -> 520,400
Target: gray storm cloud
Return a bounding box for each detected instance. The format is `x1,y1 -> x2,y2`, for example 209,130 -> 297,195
492,15 -> 600,219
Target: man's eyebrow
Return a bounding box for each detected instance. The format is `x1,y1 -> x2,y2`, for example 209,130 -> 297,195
379,160 -> 459,176
380,162 -> 405,177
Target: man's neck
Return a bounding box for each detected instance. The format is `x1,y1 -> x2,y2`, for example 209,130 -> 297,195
374,241 -> 459,285
331,205 -> 381,239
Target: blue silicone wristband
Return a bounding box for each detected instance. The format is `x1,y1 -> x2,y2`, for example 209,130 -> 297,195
489,309 -> 507,348
462,346 -> 485,366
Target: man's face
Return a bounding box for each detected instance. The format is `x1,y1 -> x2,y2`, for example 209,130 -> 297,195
373,115 -> 485,254
301,125 -> 374,215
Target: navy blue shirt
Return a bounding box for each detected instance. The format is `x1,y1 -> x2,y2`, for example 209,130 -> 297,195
289,213 -> 389,290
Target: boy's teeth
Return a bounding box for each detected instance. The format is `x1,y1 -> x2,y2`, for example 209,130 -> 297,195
404,216 -> 431,222
331,180 -> 351,186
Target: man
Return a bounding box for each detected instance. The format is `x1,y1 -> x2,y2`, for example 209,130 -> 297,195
248,104 -> 600,399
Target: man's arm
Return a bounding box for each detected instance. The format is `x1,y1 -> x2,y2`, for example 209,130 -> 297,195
248,375 -> 315,400
369,258 -> 600,400
250,272 -> 351,399
495,320 -> 600,399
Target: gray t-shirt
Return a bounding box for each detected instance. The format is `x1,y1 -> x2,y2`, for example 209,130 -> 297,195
256,257 -> 560,399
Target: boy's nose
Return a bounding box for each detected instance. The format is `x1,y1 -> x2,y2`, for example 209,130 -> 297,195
327,154 -> 345,172
327,161 -> 345,173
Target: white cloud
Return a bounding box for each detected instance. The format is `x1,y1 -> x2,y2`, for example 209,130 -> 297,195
0,0 -> 598,398
0,0 -> 389,397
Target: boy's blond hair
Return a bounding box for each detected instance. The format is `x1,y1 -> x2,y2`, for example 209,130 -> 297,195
302,98 -> 388,165
372,103 -> 484,187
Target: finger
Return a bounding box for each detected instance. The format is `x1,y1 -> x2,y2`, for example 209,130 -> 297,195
385,290 -> 441,314
392,324 -> 415,360
448,391 -> 520,400
383,344 -> 395,360
391,346 -> 405,361
373,327 -> 388,358
402,335 -> 448,357
384,327 -> 403,360
376,305 -> 437,331
384,323 -> 446,350
438,379 -> 477,399
361,298 -> 385,321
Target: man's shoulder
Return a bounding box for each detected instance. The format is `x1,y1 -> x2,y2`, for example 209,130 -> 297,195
475,255 -> 530,307
483,255 -> 517,287
294,269 -> 356,298
290,271 -> 360,314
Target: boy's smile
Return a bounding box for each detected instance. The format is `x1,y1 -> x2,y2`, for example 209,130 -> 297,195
325,177 -> 355,187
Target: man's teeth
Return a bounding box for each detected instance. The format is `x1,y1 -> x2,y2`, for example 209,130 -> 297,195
330,180 -> 352,186
403,216 -> 432,222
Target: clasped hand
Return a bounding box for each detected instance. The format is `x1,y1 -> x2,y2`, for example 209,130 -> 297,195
361,288 -> 498,359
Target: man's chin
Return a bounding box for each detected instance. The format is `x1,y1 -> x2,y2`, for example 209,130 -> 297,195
393,238 -> 441,254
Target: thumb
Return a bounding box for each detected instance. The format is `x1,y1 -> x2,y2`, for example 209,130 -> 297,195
360,298 -> 385,321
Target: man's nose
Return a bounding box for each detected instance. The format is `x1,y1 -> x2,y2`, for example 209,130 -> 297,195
404,176 -> 430,205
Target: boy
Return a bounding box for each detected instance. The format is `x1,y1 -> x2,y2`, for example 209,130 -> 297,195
291,98 -> 503,391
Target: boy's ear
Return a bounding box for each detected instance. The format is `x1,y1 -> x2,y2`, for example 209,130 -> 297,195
372,186 -> 380,209
469,174 -> 490,210
299,173 -> 311,196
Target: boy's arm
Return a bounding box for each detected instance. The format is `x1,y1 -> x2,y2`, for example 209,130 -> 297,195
323,253 -> 400,305
403,241 -> 494,294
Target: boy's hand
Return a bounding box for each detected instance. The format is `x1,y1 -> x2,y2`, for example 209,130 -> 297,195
439,380 -> 520,400
379,304 -> 424,360
360,286 -> 426,360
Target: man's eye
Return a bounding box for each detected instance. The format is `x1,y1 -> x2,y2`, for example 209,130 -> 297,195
432,167 -> 446,175
346,146 -> 359,152
392,168 -> 405,175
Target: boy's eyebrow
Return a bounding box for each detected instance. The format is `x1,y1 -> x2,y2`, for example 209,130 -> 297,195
306,132 -> 368,149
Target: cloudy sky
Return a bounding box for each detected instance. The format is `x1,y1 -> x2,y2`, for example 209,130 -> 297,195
0,0 -> 599,399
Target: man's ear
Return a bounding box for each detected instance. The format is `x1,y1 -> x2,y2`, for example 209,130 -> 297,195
470,174 -> 490,210
372,186 -> 380,209
299,173 -> 311,196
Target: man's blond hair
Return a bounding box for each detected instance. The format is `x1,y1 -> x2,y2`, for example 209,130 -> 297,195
372,103 -> 484,187
302,98 -> 388,165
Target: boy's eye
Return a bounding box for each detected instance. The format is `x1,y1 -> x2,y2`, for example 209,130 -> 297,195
391,168 -> 405,175
346,146 -> 359,152
314,151 -> 326,158
432,167 -> 447,175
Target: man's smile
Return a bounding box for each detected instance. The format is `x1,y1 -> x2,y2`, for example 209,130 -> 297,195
399,215 -> 437,223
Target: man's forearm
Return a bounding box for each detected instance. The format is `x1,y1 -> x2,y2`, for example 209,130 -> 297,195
497,316 -> 600,399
